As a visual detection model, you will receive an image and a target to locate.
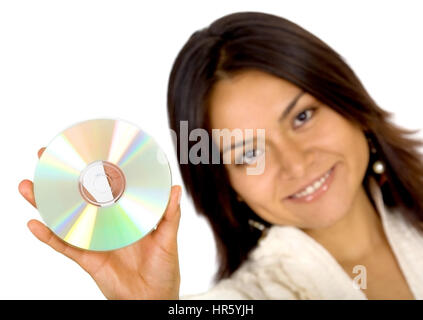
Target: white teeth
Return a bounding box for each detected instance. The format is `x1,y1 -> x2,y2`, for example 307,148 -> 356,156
291,170 -> 331,199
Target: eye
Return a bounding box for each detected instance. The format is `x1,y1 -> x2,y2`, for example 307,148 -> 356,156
293,107 -> 317,129
235,148 -> 264,166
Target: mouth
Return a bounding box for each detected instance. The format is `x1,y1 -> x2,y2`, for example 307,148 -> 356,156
285,164 -> 337,203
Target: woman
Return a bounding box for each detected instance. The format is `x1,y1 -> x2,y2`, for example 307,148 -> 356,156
19,11 -> 423,299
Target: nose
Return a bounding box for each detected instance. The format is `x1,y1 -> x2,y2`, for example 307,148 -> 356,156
275,137 -> 313,180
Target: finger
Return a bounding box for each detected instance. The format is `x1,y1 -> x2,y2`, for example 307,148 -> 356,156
153,185 -> 182,242
38,147 -> 46,159
163,185 -> 182,227
18,179 -> 36,208
27,219 -> 84,264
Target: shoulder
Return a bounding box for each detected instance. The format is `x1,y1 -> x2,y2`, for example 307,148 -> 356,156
180,227 -> 304,300
180,270 -> 298,300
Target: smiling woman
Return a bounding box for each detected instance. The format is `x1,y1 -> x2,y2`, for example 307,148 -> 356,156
167,11 -> 423,299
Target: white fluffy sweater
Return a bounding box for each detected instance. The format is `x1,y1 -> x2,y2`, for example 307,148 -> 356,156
181,177 -> 423,299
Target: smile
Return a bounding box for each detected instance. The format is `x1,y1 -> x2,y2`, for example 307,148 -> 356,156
286,164 -> 337,203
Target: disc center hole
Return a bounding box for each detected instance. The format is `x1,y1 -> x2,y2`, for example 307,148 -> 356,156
78,160 -> 126,207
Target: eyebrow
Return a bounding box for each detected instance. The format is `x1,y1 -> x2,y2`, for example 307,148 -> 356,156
222,90 -> 305,154
278,90 -> 305,123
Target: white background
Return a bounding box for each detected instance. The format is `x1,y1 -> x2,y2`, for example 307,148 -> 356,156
1,0 -> 422,299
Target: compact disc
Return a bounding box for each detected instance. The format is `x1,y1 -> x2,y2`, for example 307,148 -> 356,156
33,119 -> 172,251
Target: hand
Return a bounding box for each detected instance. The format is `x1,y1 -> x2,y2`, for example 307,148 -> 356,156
18,147 -> 182,299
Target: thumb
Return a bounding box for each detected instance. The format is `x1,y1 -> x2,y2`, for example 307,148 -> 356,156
152,185 -> 182,245
26,219 -> 84,263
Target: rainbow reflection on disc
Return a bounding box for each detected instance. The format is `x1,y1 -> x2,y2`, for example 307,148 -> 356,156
33,119 -> 172,251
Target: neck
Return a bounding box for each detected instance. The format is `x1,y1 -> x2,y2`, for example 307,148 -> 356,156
302,184 -> 387,264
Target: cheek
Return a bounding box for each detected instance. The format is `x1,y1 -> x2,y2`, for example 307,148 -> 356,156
319,114 -> 369,180
316,110 -> 365,151
226,165 -> 274,202
227,166 -> 254,195
347,130 -> 370,181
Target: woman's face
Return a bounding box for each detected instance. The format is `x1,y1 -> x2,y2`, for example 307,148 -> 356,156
208,69 -> 370,229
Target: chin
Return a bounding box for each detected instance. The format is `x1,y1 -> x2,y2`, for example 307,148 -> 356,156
300,208 -> 349,230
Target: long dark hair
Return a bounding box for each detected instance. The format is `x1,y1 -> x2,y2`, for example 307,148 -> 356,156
167,11 -> 423,282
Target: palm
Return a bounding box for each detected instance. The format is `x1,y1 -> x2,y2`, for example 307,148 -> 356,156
79,229 -> 180,299
19,147 -> 182,299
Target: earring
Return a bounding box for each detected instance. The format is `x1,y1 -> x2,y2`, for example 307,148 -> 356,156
367,136 -> 385,175
372,160 -> 385,174
248,219 -> 266,232
367,136 -> 387,186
